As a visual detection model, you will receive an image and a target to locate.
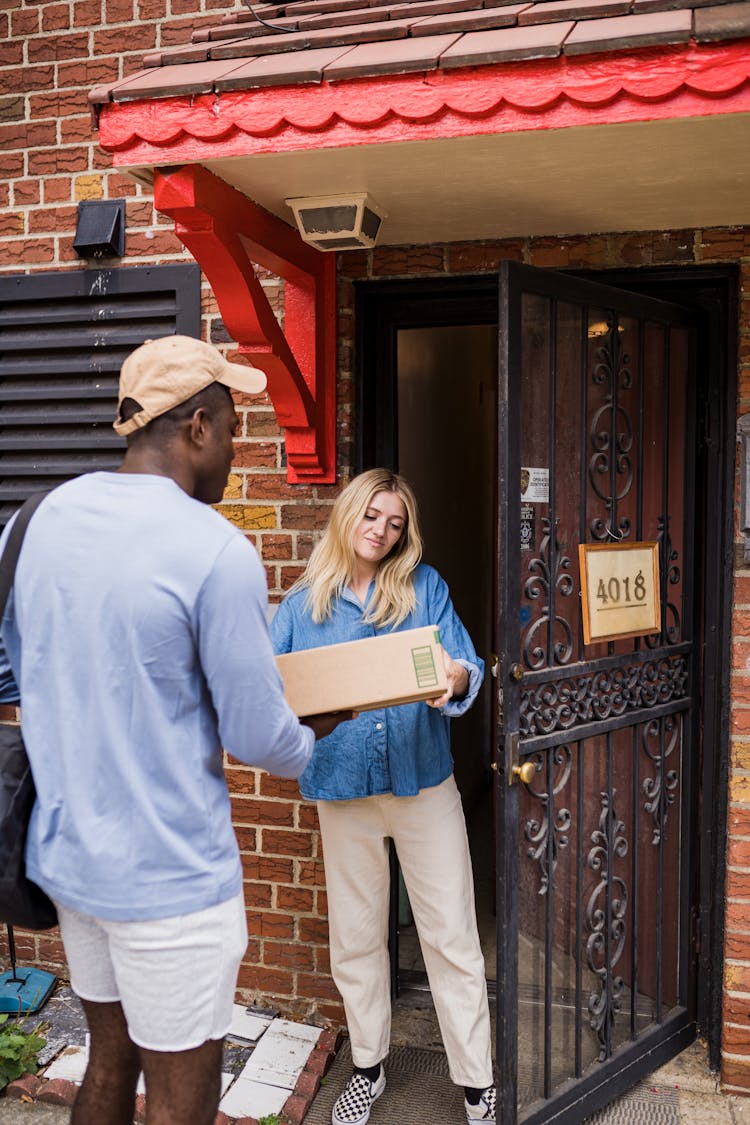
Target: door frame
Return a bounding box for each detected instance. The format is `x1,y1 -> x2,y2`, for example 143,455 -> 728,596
355,263 -> 735,1075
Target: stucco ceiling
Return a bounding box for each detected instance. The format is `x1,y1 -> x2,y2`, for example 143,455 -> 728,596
135,111 -> 750,244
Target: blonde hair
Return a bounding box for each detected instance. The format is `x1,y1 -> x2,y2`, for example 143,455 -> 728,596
295,469 -> 423,628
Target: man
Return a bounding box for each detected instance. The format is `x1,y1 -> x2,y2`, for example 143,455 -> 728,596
0,336 -> 342,1125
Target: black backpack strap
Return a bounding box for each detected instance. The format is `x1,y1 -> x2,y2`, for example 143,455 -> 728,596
0,492 -> 52,621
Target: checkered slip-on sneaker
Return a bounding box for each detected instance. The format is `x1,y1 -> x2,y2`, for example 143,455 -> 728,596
331,1066 -> 386,1125
465,1086 -> 497,1123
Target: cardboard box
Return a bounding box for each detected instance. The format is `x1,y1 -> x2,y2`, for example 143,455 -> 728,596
275,625 -> 447,717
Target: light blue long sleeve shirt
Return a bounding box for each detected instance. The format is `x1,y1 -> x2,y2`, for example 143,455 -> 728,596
0,473 -> 314,921
271,563 -> 484,800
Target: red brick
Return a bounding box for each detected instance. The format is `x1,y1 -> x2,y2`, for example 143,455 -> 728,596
263,940 -> 315,970
297,917 -> 330,944
318,1028 -> 342,1052
57,57 -> 120,87
0,65 -> 55,96
234,826 -> 257,852
725,932 -> 750,959
27,33 -> 91,63
29,206 -> 78,234
298,804 -> 320,831
93,23 -> 155,53
244,882 -> 273,908
0,151 -> 24,178
2,239 -> 55,265
722,1024 -> 750,1054
262,829 -> 313,857
248,912 -> 295,939
260,534 -> 293,561
231,797 -> 295,828
0,41 -> 23,66
42,4 -> 74,30
447,240 -> 525,272
127,229 -> 186,257
60,116 -> 97,144
233,1118 -> 261,1125
214,1114 -> 231,1125
305,1044 -> 335,1075
5,1074 -> 44,1100
722,1057 -> 750,1090
236,963 -> 294,995
298,859 -> 327,886
727,870 -> 750,898
74,0 -> 104,26
106,0 -> 135,19
372,246 -> 445,277
724,991 -> 750,1024
242,855 -> 294,883
225,765 -> 257,794
11,7 -> 40,35
295,1069 -> 321,1098
729,840 -> 750,867
13,180 -> 41,206
652,230 -> 695,264
107,172 -> 140,197
137,0 -> 168,16
0,211 -> 24,235
258,774 -> 300,800
134,1093 -> 147,1122
231,442 -> 278,469
38,1079 -> 78,1106
28,147 -> 90,176
276,885 -> 314,912
728,900 -> 750,927
283,1093 -> 309,1125
43,177 -> 73,203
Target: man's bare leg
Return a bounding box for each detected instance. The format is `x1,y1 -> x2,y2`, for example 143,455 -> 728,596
139,1037 -> 224,1125
72,999 -> 140,1125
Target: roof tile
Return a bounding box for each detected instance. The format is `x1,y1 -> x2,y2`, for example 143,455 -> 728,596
296,6 -> 388,30
110,58 -> 256,101
321,30 -> 461,76
412,5 -> 534,32
440,19 -> 574,63
209,17 -> 417,60
694,0 -> 750,36
214,44 -> 356,88
519,0 -> 631,25
562,7 -> 691,49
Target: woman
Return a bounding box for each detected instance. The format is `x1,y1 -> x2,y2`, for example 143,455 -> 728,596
271,469 -> 495,1125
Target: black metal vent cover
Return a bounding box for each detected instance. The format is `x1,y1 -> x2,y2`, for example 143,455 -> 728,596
0,264 -> 200,526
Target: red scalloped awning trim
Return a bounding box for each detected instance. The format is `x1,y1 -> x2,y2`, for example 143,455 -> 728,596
99,42 -> 750,165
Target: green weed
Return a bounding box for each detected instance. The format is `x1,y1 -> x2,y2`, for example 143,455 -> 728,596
0,1013 -> 47,1090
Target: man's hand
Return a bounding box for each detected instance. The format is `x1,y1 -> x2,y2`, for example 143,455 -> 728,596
426,650 -> 469,709
302,711 -> 358,740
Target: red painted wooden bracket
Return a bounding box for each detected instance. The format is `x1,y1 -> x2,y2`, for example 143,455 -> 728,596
153,165 -> 336,483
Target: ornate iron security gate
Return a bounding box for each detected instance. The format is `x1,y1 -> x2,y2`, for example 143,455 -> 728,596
496,263 -> 698,1123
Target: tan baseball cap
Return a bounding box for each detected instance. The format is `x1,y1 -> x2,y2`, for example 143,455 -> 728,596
113,335 -> 267,436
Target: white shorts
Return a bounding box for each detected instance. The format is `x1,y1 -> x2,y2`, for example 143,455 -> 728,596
55,893 -> 248,1052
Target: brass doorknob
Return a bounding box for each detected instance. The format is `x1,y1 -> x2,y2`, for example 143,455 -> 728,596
509,663 -> 524,682
512,761 -> 536,785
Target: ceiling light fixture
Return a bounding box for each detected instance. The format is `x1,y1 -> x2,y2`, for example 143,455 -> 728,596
286,193 -> 386,252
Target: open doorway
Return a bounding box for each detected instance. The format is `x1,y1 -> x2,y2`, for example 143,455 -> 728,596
396,323 -> 497,991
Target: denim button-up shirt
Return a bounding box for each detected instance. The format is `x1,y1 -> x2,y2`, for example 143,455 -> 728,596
271,563 -> 484,800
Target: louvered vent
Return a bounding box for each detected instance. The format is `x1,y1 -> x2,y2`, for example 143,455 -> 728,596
0,265 -> 200,526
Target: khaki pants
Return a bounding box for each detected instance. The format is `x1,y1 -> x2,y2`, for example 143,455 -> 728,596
317,775 -> 493,1088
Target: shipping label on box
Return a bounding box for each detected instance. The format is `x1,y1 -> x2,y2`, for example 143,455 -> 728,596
276,625 -> 447,717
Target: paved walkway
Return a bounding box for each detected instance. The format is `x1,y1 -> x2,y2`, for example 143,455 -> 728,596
1,989 -> 749,1123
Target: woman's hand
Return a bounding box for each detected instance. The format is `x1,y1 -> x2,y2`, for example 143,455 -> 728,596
426,650 -> 469,709
302,711 -> 358,739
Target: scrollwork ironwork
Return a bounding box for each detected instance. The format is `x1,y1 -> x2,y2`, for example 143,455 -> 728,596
586,789 -> 629,1061
522,518 -> 574,670
588,314 -> 633,542
522,746 -> 572,895
520,655 -> 688,738
641,714 -> 680,845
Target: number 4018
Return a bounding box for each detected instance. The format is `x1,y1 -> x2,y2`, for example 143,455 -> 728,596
596,570 -> 647,605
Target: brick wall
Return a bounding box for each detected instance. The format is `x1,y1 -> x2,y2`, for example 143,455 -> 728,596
3,0 -> 750,1076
